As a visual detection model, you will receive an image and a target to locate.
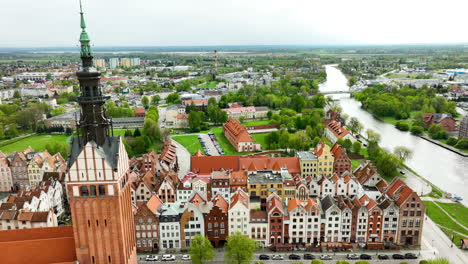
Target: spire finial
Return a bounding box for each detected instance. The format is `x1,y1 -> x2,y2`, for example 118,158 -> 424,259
78,0 -> 92,58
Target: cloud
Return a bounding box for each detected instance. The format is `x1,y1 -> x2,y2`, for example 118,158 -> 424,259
1,0 -> 467,47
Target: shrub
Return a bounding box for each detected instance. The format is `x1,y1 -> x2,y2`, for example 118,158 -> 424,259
455,138 -> 468,150
336,261 -> 350,264
410,125 -> 424,136
355,261 -> 370,264
446,137 -> 458,146
419,260 -> 429,264
395,121 -> 410,131
311,260 -> 324,264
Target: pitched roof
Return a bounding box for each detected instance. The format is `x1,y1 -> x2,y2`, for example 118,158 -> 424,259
327,120 -> 349,139
146,195 -> 163,214
250,209 -> 267,223
223,117 -> 253,143
240,156 -> 300,175
230,189 -> 249,209
287,198 -> 303,213
194,149 -> 204,157
191,155 -> 240,174
212,194 -> 228,213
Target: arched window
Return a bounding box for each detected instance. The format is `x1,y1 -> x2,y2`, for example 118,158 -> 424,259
80,186 -> 88,196
99,185 -> 106,196
90,186 -> 97,196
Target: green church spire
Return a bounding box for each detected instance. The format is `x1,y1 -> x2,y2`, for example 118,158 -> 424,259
79,0 -> 92,57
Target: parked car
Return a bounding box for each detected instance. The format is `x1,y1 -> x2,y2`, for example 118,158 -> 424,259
360,254 -> 372,260
320,254 -> 333,260
304,253 -> 315,260
400,170 -> 406,175
378,254 -> 389,260
346,253 -> 359,259
181,254 -> 190,261
405,253 -> 418,259
271,255 -> 283,260
162,254 -> 175,261
392,253 -> 405,259
145,255 -> 158,261
288,254 -> 301,260
259,254 -> 270,260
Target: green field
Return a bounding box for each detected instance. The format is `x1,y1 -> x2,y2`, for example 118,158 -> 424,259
251,133 -> 269,149
436,202 -> 468,229
172,135 -> 205,155
423,201 -> 468,246
350,159 -> 361,170
197,81 -> 217,89
242,120 -> 271,126
0,135 -> 70,154
209,127 -> 239,155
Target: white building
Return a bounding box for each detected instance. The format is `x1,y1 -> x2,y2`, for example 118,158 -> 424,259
320,195 -> 342,242
229,189 -> 249,236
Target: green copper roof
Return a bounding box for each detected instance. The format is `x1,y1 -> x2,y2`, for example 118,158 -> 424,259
79,0 -> 92,57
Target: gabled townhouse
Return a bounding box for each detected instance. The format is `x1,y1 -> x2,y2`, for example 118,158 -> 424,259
0,153 -> 12,192
378,198 -> 399,243
205,194 -> 228,247
134,172 -> 156,202
320,195 -> 342,242
313,141 -> 334,177
156,176 -> 177,203
176,175 -> 194,202
336,196 -> 352,242
288,198 -> 321,245
27,155 -> 44,187
331,143 -> 352,176
349,197 -> 368,243
249,210 -> 268,247
179,202 -> 205,249
384,178 -> 424,246
325,120 -> 354,144
10,152 -> 28,191
360,194 -> 383,242
159,203 -> 182,250
229,188 -> 249,236
266,193 -> 286,245
191,175 -> 211,200
135,195 -> 163,252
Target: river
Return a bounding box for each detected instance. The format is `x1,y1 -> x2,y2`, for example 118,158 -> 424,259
319,65 -> 468,205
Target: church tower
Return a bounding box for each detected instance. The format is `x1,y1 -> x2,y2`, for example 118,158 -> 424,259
66,2 -> 137,263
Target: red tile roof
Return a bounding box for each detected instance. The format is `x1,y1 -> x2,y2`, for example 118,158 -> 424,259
223,117 -> 253,143
213,194 -> 229,213
327,120 -> 349,139
135,107 -> 145,115
183,99 -> 208,106
240,156 -> 300,175
191,155 -> 240,174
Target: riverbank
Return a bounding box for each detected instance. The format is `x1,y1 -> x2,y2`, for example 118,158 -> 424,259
420,136 -> 468,157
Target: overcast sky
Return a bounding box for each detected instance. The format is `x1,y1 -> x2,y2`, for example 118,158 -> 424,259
1,0 -> 467,47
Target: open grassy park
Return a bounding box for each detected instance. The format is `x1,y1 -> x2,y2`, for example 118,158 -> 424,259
196,81 -> 217,89
0,134 -> 70,154
423,201 -> 468,246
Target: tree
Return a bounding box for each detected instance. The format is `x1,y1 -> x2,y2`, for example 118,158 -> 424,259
133,128 -> 142,137
13,90 -> 21,99
188,235 -> 215,264
352,141 -> 362,154
166,92 -> 181,104
394,146 -> 413,162
366,129 -> 381,143
395,121 -> 410,131
189,111 -> 204,132
291,94 -> 306,113
455,139 -> 468,150
141,96 -> 149,109
225,232 -> 258,264
375,152 -> 401,179
267,110 -> 273,120
151,95 -> 161,105
347,117 -> 363,135
428,124 -> 448,140
410,125 -> 424,136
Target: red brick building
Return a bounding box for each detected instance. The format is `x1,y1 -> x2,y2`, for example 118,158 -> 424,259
422,113 -> 456,131
205,194 -> 229,247
360,194 -> 383,242
331,143 -> 352,175
135,107 -> 146,117
229,170 -> 248,193
223,118 -> 261,152
134,195 -> 162,252
266,193 -> 286,245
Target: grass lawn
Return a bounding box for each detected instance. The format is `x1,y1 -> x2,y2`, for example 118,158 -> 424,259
0,135 -> 70,154
242,120 -> 271,126
423,201 -> 468,242
197,81 -> 217,89
210,127 -> 239,155
436,202 -> 468,229
435,139 -> 468,153
172,135 -> 205,156
251,133 -> 269,150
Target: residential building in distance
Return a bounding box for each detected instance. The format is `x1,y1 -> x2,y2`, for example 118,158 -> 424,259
459,115 -> 468,138
120,58 -> 132,68
0,153 -> 13,192
0,209 -> 57,230
109,57 -> 120,69
422,113 -> 456,131
131,58 -> 141,66
94,59 -> 106,69
222,104 -> 269,120
223,118 -> 261,152
135,106 -> 146,117
325,120 -> 354,144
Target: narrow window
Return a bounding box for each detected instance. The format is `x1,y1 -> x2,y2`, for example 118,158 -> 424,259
81,186 -> 89,196
88,220 -> 90,227
90,185 -> 97,196
108,256 -> 111,263
92,256 -> 95,264
99,185 -> 106,196
96,220 -> 99,227
105,219 -> 107,227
